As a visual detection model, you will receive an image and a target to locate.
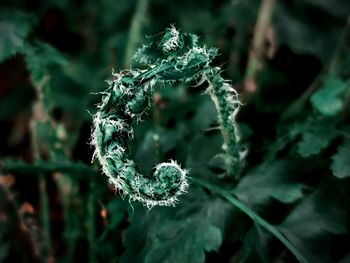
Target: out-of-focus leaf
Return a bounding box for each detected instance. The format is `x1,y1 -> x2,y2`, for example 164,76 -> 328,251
297,130 -> 337,157
120,188 -> 232,263
271,117 -> 339,159
186,133 -> 223,178
24,41 -> 67,86
161,92 -> 214,131
208,153 -> 232,173
242,225 -> 273,263
134,127 -> 182,172
274,2 -> 342,62
266,122 -> 306,161
278,179 -> 349,263
311,78 -> 348,116
234,160 -> 305,210
0,9 -> 37,63
99,198 -> 126,240
190,95 -> 218,131
331,140 -> 350,178
226,0 -> 260,34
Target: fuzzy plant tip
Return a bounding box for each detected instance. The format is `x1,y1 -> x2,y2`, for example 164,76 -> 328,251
91,27 -> 244,207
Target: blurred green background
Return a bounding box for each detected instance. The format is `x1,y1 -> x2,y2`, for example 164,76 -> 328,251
0,0 -> 350,262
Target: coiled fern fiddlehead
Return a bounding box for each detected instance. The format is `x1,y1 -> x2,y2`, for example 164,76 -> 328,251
91,26 -> 245,208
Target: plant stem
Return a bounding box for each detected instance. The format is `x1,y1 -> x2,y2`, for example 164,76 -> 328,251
123,0 -> 149,67
88,180 -> 96,263
0,185 -> 40,263
3,160 -> 98,179
54,173 -> 78,261
192,177 -> 308,263
328,15 -> 350,76
51,124 -> 82,261
243,0 -> 276,100
29,76 -> 52,260
206,74 -> 242,176
38,173 -> 51,258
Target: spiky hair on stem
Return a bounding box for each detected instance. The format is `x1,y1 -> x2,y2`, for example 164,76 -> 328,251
91,27 -> 245,208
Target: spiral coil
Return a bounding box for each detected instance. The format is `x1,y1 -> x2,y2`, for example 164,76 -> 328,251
91,27 -> 244,207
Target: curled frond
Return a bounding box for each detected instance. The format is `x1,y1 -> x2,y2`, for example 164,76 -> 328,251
91,27 -> 245,207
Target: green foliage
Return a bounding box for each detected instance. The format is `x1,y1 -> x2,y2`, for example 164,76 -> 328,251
331,140 -> 350,178
121,189 -> 227,263
243,225 -> 273,263
297,127 -> 337,157
278,179 -> 349,263
0,9 -> 36,63
1,0 -> 350,262
24,41 -> 67,86
311,78 -> 348,116
234,160 -> 306,209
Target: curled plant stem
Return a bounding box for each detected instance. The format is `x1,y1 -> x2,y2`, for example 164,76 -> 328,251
206,73 -> 246,174
91,27 -> 245,207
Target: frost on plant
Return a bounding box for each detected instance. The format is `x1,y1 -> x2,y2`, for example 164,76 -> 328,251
91,27 -> 245,207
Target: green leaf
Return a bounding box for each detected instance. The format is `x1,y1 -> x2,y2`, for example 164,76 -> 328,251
120,189 -> 228,263
0,9 -> 37,63
266,122 -> 306,161
311,78 -> 347,116
297,130 -> 337,157
133,45 -> 167,65
194,178 -> 308,263
220,0 -> 260,35
242,225 -> 273,263
331,140 -> 350,178
234,160 -> 305,210
186,133 -> 223,178
24,41 -> 67,86
271,116 -> 338,158
278,179 -> 349,263
190,96 -> 218,131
